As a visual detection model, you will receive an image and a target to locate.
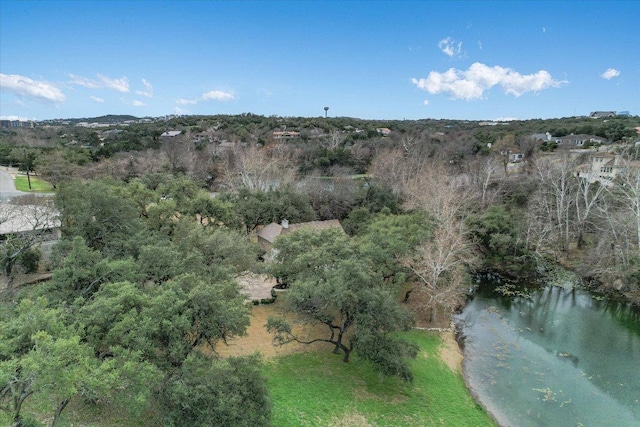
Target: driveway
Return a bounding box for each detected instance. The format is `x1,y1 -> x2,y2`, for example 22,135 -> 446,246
0,169 -> 25,202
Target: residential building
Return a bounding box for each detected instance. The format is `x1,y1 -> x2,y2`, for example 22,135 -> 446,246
509,153 -> 524,163
589,111 -> 617,119
257,219 -> 343,253
557,134 -> 606,147
577,153 -> 629,186
272,131 -> 300,139
160,130 -> 182,137
0,120 -> 34,129
529,132 -> 563,143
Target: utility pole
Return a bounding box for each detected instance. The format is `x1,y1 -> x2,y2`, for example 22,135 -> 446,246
23,148 -> 31,190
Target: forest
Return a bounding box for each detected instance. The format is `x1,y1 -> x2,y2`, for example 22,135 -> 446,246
1,113 -> 639,426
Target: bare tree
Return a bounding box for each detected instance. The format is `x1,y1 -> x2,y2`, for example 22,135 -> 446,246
320,130 -> 344,150
465,155 -> 505,206
574,175 -> 606,249
400,135 -> 418,156
532,154 -> 577,252
610,157 -> 640,259
162,133 -> 195,175
368,148 -> 425,196
0,195 -> 59,292
404,219 -> 478,322
401,162 -> 477,321
221,143 -> 296,191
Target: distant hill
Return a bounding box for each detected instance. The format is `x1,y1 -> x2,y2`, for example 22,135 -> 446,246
74,114 -> 140,124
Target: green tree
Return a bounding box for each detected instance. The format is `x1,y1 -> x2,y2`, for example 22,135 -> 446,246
162,354 -> 271,427
55,180 -> 144,255
267,229 -> 417,380
47,237 -> 140,302
467,205 -> 535,279
0,297 -> 159,427
227,188 -> 315,233
172,221 -> 262,274
80,274 -> 250,370
356,212 -> 430,284
23,332 -> 157,427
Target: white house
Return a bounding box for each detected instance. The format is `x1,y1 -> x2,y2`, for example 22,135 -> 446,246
577,153 -> 627,186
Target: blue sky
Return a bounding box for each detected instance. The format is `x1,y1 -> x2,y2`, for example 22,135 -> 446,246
1,1 -> 638,121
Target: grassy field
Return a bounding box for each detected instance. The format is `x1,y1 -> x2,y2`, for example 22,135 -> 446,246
265,330 -> 495,427
14,175 -> 55,192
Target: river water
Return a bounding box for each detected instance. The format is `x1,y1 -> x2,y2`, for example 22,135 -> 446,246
456,284 -> 640,427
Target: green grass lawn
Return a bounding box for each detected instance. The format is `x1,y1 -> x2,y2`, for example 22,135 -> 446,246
14,175 -> 55,192
1,330 -> 494,426
264,330 -> 495,427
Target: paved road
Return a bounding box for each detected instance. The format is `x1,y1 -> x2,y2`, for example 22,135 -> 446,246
0,169 -> 27,201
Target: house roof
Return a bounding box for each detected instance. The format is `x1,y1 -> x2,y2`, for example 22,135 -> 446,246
0,205 -> 60,235
161,130 -> 182,137
257,222 -> 283,243
558,134 -> 605,143
589,111 -> 616,118
257,219 -> 343,243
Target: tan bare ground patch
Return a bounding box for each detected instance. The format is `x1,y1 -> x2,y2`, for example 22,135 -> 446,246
438,330 -> 462,373
352,385 -> 408,405
327,409 -> 372,427
212,299 -> 333,359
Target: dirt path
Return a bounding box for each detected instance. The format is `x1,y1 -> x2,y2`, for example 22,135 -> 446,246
437,330 -> 463,373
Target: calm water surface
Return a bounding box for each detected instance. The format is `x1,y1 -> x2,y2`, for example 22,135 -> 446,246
456,284 -> 640,427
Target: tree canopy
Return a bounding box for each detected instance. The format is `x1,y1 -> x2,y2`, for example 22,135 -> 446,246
267,229 -> 418,381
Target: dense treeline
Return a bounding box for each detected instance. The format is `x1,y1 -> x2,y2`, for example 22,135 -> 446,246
1,113 -> 640,425
0,172 -> 423,426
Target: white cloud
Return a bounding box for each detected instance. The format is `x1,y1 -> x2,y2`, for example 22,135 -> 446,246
412,62 -> 566,100
176,89 -> 236,105
601,68 -> 620,80
477,40 -> 483,50
0,73 -> 65,103
175,107 -> 189,115
438,37 -> 463,57
423,99 -> 429,106
176,98 -> 198,105
90,96 -> 104,103
136,78 -> 153,97
132,100 -> 146,107
542,27 -> 546,33
98,74 -> 129,92
69,74 -> 102,89
68,73 -> 129,92
202,90 -> 235,101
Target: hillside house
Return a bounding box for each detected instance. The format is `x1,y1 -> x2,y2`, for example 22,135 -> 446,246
589,111 -> 617,119
558,134 -> 606,147
577,153 -> 629,186
530,132 -> 563,144
509,153 -> 524,163
272,131 -> 300,139
257,219 -> 344,254
160,130 -> 182,138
